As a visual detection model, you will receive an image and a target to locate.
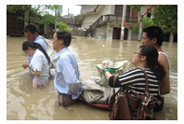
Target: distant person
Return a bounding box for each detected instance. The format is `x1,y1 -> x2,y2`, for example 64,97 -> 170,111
52,30 -> 82,107
24,25 -> 46,50
22,25 -> 49,77
141,26 -> 170,111
22,41 -> 50,88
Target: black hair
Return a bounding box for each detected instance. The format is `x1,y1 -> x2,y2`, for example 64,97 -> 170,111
143,26 -> 164,47
22,41 -> 50,65
139,45 -> 165,81
23,25 -> 38,34
56,30 -> 71,47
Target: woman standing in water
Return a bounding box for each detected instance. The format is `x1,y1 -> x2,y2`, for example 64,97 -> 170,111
22,41 -> 50,88
102,45 -> 165,110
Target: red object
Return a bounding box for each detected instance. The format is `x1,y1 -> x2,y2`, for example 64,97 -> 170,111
7,43 -> 10,46
123,20 -> 125,27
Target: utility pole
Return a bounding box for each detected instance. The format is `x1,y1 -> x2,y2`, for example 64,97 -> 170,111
120,5 -> 126,40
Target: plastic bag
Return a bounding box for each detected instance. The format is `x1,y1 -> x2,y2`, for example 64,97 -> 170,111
96,59 -> 130,86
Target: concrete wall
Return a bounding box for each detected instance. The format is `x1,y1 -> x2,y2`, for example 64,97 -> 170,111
131,32 -> 138,40
80,5 -> 139,40
81,5 -> 114,29
95,25 -> 107,39
106,23 -> 113,39
80,5 -> 97,14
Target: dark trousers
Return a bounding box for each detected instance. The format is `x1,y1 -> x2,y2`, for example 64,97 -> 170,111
154,95 -> 164,112
58,92 -> 77,107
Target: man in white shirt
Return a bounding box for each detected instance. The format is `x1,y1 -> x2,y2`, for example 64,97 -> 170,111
141,26 -> 170,111
22,25 -> 47,77
52,30 -> 82,107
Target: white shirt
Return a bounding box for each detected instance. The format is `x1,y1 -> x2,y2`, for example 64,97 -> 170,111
54,48 -> 82,100
29,49 -> 49,82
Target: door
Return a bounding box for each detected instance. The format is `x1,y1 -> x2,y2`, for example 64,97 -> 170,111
113,28 -> 121,39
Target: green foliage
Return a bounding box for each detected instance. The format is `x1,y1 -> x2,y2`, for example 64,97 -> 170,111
130,5 -> 143,12
131,5 -> 177,33
7,5 -> 31,14
153,5 -> 177,33
142,17 -> 156,27
40,14 -> 56,24
56,22 -> 70,32
74,14 -> 80,20
7,5 -> 63,25
132,17 -> 155,33
45,5 -> 63,17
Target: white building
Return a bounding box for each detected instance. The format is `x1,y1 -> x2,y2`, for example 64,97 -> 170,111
78,5 -> 139,40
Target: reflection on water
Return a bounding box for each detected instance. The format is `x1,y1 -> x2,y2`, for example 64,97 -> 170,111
7,36 -> 177,120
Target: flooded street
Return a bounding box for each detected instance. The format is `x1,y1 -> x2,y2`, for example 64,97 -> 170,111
7,36 -> 177,120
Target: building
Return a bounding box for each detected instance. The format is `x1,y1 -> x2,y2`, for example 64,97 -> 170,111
78,5 -> 139,40
78,5 -> 177,42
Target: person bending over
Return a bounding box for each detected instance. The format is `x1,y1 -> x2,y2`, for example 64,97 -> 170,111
22,41 -> 50,88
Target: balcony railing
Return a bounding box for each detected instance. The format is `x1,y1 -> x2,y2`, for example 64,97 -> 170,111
89,15 -> 138,31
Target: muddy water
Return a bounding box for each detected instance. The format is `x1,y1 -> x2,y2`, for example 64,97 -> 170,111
7,36 -> 177,120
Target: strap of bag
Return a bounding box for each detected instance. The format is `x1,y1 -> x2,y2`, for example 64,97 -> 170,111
140,68 -> 149,95
109,76 -> 118,110
113,76 -> 117,94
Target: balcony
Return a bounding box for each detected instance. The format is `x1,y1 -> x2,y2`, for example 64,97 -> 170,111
101,15 -> 138,23
89,15 -> 138,30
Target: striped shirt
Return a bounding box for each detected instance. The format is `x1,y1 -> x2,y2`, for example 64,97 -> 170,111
109,67 -> 159,96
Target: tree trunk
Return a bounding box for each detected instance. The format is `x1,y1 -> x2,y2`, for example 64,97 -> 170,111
169,32 -> 174,42
138,6 -> 143,41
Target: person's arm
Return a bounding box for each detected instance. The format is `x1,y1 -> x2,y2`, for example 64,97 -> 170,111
158,54 -> 170,94
29,52 -> 43,77
102,63 -> 145,88
22,62 -> 29,69
31,70 -> 41,76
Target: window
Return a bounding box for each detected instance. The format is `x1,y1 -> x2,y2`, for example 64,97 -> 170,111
115,5 -> 123,16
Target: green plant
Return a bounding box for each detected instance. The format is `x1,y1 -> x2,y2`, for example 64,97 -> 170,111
56,22 -> 70,32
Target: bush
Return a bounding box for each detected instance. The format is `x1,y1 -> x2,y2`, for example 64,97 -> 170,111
56,22 -> 70,32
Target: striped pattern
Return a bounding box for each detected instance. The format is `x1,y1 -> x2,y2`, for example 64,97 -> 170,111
117,67 -> 159,96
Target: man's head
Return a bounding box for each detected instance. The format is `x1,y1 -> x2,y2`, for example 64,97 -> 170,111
52,30 -> 72,52
141,26 -> 164,47
24,25 -> 39,42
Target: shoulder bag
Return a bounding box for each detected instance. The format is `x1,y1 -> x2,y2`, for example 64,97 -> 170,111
109,68 -> 159,120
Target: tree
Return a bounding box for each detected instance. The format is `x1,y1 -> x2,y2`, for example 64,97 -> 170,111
56,22 -> 70,32
153,5 -> 177,33
74,14 -> 80,20
132,17 -> 155,33
45,5 -> 63,17
130,5 -> 144,40
7,5 -> 63,25
131,5 -> 177,33
131,5 -> 177,42
142,17 -> 155,27
45,5 -> 63,29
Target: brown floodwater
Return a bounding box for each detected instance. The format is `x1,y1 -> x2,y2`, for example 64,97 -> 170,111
7,36 -> 177,120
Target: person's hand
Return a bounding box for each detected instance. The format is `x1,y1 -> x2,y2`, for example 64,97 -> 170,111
30,69 -> 34,75
102,62 -> 108,70
22,62 -> 29,69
